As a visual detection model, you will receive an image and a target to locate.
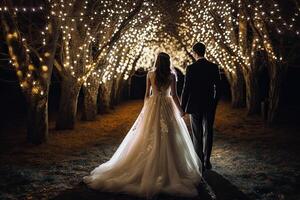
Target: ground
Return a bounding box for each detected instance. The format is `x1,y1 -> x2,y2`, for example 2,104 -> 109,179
0,100 -> 299,200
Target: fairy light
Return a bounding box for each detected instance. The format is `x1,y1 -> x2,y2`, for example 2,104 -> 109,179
0,6 -> 44,13
3,0 -> 300,94
178,0 -> 299,78
53,0 -> 149,86
2,1 -> 57,97
78,0 -> 165,87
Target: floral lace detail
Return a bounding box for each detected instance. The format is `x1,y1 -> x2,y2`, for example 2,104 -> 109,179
160,118 -> 168,134
160,108 -> 168,138
156,176 -> 163,187
146,143 -> 153,152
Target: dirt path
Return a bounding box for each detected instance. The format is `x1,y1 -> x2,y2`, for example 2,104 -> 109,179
211,102 -> 300,200
0,101 -> 215,200
0,100 -> 299,200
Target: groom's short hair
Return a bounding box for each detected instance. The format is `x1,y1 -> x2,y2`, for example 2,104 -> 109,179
193,42 -> 206,56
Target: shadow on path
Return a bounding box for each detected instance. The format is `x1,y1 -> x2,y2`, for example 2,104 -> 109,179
51,179 -> 215,200
52,172 -> 249,200
203,170 -> 250,200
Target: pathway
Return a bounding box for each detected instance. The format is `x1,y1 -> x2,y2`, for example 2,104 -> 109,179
1,100 -> 298,200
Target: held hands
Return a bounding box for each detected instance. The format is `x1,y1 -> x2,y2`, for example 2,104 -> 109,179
180,110 -> 187,117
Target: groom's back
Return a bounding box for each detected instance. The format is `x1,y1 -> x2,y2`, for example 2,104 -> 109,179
188,59 -> 219,106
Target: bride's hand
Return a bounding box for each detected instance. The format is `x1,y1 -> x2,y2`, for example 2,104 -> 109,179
179,110 -> 186,117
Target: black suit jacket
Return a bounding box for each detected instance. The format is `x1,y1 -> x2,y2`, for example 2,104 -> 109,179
181,58 -> 221,113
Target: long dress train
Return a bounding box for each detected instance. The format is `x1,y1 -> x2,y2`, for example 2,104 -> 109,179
83,71 -> 202,198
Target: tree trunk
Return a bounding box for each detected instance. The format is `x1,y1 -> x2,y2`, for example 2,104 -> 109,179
267,61 -> 285,125
230,80 -> 246,108
2,12 -> 59,143
82,82 -> 100,121
109,79 -> 117,108
117,79 -> 129,102
244,71 -> 260,114
125,80 -> 131,100
56,78 -> 82,130
27,95 -> 49,144
97,83 -> 110,114
128,77 -> 132,99
114,78 -> 125,104
228,67 -> 246,108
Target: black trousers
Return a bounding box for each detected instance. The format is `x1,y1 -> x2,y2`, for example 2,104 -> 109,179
190,102 -> 218,165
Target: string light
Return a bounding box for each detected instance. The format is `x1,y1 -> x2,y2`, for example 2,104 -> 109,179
3,2 -> 54,97
178,0 -> 299,78
3,0 -> 300,95
0,6 -> 43,13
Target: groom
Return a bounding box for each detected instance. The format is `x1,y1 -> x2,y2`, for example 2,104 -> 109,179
181,42 -> 221,171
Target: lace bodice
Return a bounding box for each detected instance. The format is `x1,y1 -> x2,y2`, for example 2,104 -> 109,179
148,71 -> 172,97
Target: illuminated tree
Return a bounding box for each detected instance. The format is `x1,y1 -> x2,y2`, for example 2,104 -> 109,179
1,1 -> 59,144
178,0 -> 250,109
81,0 -> 162,120
177,0 -> 299,123
1,0 -> 299,145
53,0 -> 144,128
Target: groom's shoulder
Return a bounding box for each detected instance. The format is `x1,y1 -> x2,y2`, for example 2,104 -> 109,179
205,59 -> 219,68
187,62 -> 197,69
202,58 -> 212,64
186,63 -> 197,74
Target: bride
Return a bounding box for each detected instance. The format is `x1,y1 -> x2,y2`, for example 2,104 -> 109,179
83,52 -> 202,198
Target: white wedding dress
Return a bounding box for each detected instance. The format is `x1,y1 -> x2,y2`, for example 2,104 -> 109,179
83,71 -> 202,198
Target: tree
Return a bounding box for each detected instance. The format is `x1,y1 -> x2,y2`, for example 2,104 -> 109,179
1,1 -> 59,144
177,0 -> 299,122
54,0 -> 144,128
82,0 -> 162,119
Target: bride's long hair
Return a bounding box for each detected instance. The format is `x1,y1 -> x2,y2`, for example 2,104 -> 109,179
154,52 -> 172,89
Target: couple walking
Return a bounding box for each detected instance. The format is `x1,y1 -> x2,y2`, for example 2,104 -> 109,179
83,42 -> 221,198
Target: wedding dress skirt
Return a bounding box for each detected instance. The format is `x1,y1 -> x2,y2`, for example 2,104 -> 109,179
83,92 -> 202,198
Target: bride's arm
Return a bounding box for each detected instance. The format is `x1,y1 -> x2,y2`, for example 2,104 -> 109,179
144,72 -> 151,101
170,74 -> 184,116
